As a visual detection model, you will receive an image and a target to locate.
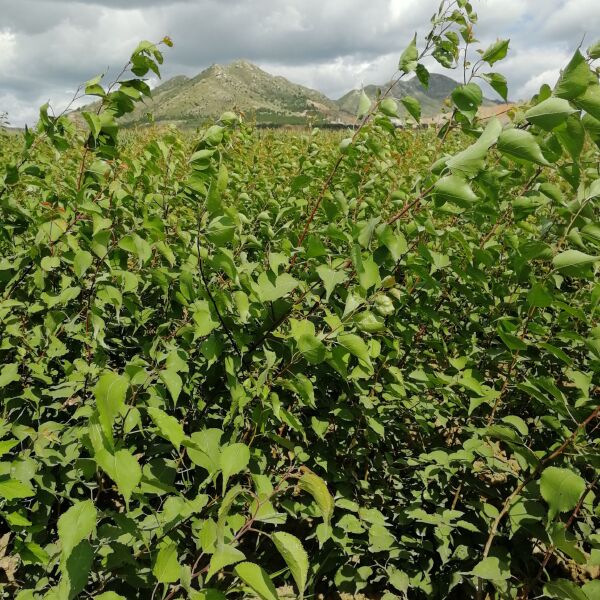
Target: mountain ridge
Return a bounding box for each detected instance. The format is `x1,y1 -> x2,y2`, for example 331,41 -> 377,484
75,60 -> 493,127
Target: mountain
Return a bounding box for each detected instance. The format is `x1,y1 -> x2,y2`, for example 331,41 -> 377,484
337,73 -> 466,118
74,62 -> 495,128
105,60 -> 352,127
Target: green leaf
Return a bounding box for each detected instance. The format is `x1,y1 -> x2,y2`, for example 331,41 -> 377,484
451,83 -> 482,120
380,98 -> 398,118
57,500 -> 97,561
95,448 -> 142,505
159,369 -> 183,404
337,333 -> 373,371
525,97 -> 577,130
574,84 -> 600,121
553,250 -> 599,271
256,272 -> 298,303
401,96 -> 421,122
470,556 -> 511,580
540,467 -> 586,521
554,50 -> 596,99
73,251 -> 93,278
0,363 -> 20,388
298,469 -> 334,534
481,39 -> 510,65
147,407 -> 185,449
118,234 -> 152,264
556,114 -> 585,159
234,562 -> 280,600
446,118 -> 502,176
57,540 -> 93,599
82,111 -> 102,138
153,543 -> 180,584
0,477 -> 35,500
290,319 -> 326,364
206,543 -> 246,582
589,41 -> 600,59
271,532 -> 309,599
206,215 -> 236,246
187,429 -> 222,475
94,372 -> 129,442
527,283 -> 553,308
497,129 -> 551,165
357,90 -> 371,119
544,579 -> 589,600
206,180 -> 222,216
399,34 -> 418,73
0,439 -> 19,457
316,265 -> 347,301
220,442 -> 250,494
96,593 -> 127,600
433,175 -> 478,207
481,72 -> 508,101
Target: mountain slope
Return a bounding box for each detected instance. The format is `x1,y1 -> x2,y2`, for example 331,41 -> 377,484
116,60 -> 352,127
337,73 -> 465,118
74,62 -> 495,128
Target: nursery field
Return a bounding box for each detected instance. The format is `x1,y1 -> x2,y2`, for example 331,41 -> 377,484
1,2 -> 600,599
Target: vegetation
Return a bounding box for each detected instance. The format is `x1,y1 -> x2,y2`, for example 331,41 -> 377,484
1,2 -> 599,599
75,59 -> 351,129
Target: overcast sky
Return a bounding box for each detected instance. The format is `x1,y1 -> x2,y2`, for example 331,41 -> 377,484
1,0 -> 599,126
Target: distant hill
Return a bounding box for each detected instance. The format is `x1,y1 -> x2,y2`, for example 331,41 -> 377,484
74,62 -> 497,128
100,60 -> 352,127
337,73 -> 480,118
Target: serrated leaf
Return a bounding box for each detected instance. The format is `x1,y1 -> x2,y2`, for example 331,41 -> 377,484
94,372 -> 128,442
337,333 -> 372,371
401,96 -> 421,122
73,251 -> 93,278
525,97 -> 577,131
544,579 -> 589,600
290,319 -> 326,364
255,272 -> 298,303
0,363 -> 19,388
481,39 -> 510,65
95,448 -> 141,505
159,369 -> 183,404
0,477 -> 35,500
554,50 -> 596,100
147,407 -> 185,449
206,543 -> 245,582
399,34 -> 418,73
272,532 -> 309,599
220,442 -> 250,494
469,556 -> 511,580
57,500 -> 97,561
540,467 -> 585,521
433,175 -> 478,207
234,562 -> 280,600
153,543 -> 180,583
497,128 -> 550,165
316,265 -> 347,301
357,90 -> 371,119
298,469 -> 334,535
553,250 -> 599,270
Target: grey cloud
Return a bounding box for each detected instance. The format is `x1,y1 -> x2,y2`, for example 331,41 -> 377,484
1,0 -> 599,126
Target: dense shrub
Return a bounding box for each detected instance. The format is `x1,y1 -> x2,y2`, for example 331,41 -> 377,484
1,3 -> 599,599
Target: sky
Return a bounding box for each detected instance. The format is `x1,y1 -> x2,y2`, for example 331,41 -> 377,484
1,0 -> 599,127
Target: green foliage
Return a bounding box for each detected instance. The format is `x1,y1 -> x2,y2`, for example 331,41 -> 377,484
0,4 -> 599,600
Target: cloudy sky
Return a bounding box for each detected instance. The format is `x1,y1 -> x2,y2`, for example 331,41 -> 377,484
1,0 -> 599,126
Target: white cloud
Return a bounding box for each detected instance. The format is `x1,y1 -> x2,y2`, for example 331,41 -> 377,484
1,0 -> 599,126
0,30 -> 17,71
